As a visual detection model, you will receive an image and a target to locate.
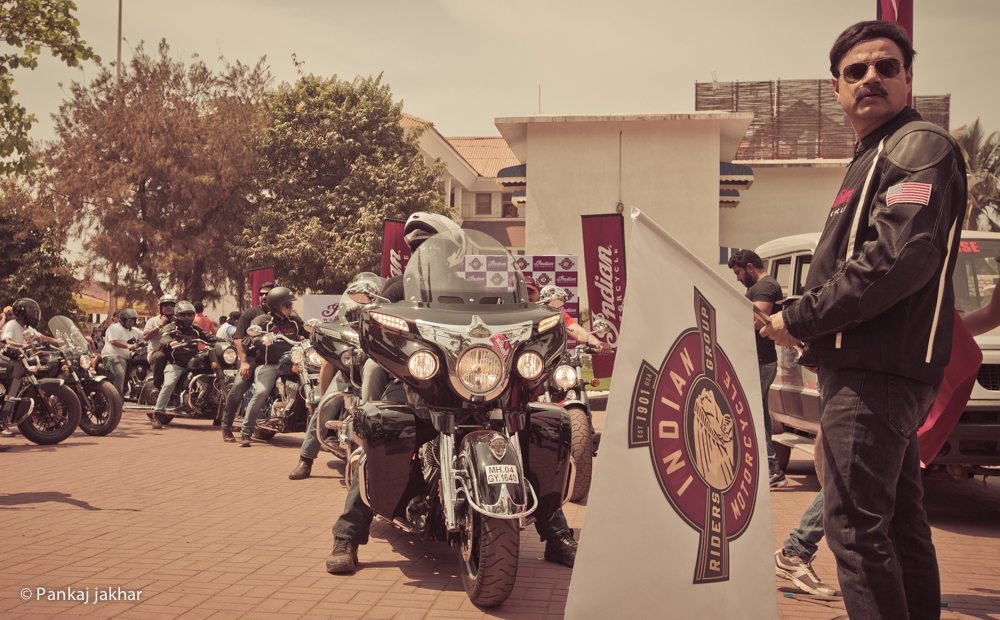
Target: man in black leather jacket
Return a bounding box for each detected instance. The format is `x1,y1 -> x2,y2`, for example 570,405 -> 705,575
762,21 -> 966,619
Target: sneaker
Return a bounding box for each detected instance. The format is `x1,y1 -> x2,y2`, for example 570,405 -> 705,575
151,416 -> 164,430
769,470 -> 787,489
543,531 -> 578,568
774,549 -> 837,597
239,436 -> 251,447
326,537 -> 359,574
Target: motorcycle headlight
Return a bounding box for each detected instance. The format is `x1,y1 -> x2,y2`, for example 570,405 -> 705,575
516,351 -> 544,380
305,347 -> 323,367
456,347 -> 503,394
552,365 -> 577,390
407,350 -> 438,380
222,347 -> 238,365
340,350 -> 353,366
291,349 -> 305,364
78,354 -> 92,370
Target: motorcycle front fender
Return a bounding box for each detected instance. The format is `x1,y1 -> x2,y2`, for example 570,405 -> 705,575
458,430 -> 535,519
32,378 -> 66,388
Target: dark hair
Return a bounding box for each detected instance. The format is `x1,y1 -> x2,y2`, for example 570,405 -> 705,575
194,301 -> 205,313
218,315 -> 227,324
829,20 -> 915,77
727,249 -> 763,270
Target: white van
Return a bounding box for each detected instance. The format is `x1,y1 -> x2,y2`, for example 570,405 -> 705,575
756,230 -> 1000,478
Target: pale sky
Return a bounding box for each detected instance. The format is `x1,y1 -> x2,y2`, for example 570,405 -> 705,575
21,0 -> 1000,143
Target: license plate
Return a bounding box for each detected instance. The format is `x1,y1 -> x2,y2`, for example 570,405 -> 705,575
485,464 -> 519,485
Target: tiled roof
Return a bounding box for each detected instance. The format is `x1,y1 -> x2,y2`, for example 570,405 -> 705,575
400,112 -> 433,133
446,137 -> 519,178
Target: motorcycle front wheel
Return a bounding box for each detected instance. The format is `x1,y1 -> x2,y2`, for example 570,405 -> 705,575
18,384 -> 82,445
567,406 -> 594,502
458,508 -> 519,608
79,381 -> 123,436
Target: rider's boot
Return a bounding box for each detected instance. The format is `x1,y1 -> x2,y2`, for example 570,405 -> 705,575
543,530 -> 578,567
326,537 -> 359,575
289,457 -> 313,480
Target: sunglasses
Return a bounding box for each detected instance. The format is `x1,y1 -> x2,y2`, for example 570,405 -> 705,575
840,58 -> 902,84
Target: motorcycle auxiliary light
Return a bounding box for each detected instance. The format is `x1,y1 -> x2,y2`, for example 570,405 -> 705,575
516,351 -> 544,380
457,347 -> 503,394
407,350 -> 439,380
372,312 -> 409,332
222,347 -> 238,365
340,350 -> 353,366
305,347 -> 323,367
291,350 -> 305,364
552,364 -> 578,390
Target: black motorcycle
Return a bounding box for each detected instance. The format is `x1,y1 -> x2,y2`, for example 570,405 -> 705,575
137,333 -> 232,425
42,316 -> 123,436
0,345 -> 82,445
246,327 -> 322,440
541,320 -> 610,503
348,229 -> 575,608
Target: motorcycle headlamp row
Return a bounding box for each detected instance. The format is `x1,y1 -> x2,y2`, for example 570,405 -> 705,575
538,315 -> 561,333
304,347 -> 323,367
403,348 -> 547,388
222,347 -> 238,365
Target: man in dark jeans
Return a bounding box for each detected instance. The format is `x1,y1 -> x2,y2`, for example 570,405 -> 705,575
219,281 -> 274,442
762,21 -> 967,619
728,248 -> 785,487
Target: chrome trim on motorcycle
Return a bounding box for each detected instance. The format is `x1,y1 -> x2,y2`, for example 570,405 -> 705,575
562,456 -> 577,505
439,433 -> 459,532
456,479 -> 538,520
355,452 -> 371,508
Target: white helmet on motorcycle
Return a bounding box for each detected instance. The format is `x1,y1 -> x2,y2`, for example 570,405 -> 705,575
174,301 -> 196,326
539,284 -> 570,308
402,212 -> 460,252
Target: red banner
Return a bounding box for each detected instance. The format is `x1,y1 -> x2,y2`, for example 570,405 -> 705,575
918,311 -> 982,466
248,266 -> 274,307
581,214 -> 627,378
878,0 -> 913,105
381,219 -> 410,278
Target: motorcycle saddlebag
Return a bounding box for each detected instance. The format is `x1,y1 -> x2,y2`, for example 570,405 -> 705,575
354,402 -> 435,518
521,403 -> 573,506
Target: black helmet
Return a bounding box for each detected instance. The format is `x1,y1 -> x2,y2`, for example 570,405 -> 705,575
119,308 -> 139,326
402,212 -> 460,252
12,298 -> 41,328
175,301 -> 196,325
265,287 -> 297,315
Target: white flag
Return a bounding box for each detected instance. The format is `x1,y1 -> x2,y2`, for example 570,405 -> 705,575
566,209 -> 777,619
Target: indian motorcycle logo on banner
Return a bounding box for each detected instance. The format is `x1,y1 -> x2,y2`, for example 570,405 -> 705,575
627,288 -> 758,583
380,219 -> 410,278
581,214 -> 627,377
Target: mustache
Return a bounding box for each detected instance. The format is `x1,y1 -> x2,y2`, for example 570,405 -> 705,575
855,85 -> 887,100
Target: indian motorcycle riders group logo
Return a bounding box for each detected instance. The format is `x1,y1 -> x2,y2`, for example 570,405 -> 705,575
628,288 -> 758,584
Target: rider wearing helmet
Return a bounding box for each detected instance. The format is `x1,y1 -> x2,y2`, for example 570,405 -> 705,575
325,213 -> 581,575
220,281 -> 275,443
143,295 -> 178,389
539,284 -> 609,352
101,308 -> 143,396
238,287 -> 306,447
0,298 -> 59,346
150,301 -> 213,429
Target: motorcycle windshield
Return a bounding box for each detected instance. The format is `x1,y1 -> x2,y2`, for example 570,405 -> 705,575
403,228 -> 527,307
48,316 -> 90,357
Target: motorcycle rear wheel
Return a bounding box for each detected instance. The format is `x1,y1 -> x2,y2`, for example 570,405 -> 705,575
79,382 -> 123,436
17,384 -> 82,445
458,508 -> 519,608
567,406 -> 594,502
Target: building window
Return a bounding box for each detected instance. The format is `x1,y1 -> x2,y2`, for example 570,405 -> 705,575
475,193 -> 492,216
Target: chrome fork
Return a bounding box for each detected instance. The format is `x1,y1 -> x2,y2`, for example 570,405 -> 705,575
439,433 -> 459,532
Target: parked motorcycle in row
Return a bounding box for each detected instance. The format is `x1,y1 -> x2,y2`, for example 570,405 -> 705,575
245,325 -> 323,440
0,345 -> 82,445
96,339 -> 149,403
137,335 -> 236,425
347,229 -> 575,607
41,315 -> 123,436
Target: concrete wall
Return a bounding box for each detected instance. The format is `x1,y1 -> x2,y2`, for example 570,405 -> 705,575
719,163 -> 847,252
524,119 -> 723,273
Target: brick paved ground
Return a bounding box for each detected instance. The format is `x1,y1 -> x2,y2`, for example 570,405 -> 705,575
1,407 -> 998,619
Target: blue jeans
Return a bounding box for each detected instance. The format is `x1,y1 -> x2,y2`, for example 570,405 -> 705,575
154,363 -> 184,414
221,367 -> 254,429
758,361 -> 779,473
300,372 -> 348,460
241,364 -> 279,440
104,355 -> 127,397
819,367 -> 939,620
783,492 -> 824,560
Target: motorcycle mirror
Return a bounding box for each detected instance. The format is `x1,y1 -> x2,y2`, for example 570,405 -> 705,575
345,280 -> 381,304
246,325 -> 264,337
591,319 -> 612,337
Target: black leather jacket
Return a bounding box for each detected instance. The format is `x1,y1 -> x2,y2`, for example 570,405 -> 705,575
783,108 -> 968,386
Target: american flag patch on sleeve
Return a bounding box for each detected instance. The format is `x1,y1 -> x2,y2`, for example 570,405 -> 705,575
886,182 -> 933,206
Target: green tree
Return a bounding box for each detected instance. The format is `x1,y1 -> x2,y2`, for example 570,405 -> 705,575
0,0 -> 98,174
234,73 -> 448,294
45,40 -> 269,304
953,119 -> 1000,230
0,174 -> 80,322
